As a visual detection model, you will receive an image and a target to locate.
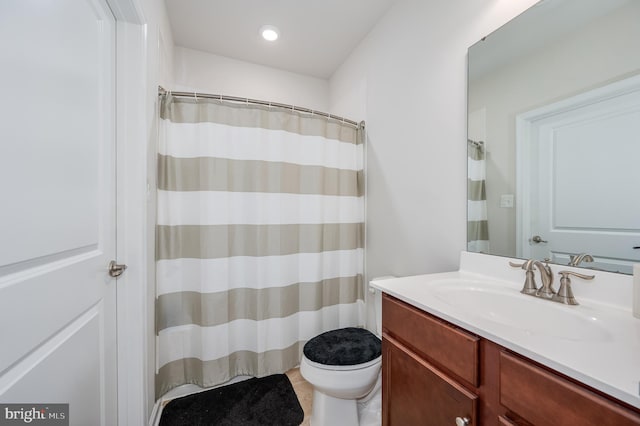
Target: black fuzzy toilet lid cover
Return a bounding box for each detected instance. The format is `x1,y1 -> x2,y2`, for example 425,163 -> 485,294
303,327 -> 382,366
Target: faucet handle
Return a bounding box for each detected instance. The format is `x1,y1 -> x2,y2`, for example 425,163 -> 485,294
509,259 -> 535,271
509,260 -> 538,294
559,270 -> 595,281
553,271 -> 595,305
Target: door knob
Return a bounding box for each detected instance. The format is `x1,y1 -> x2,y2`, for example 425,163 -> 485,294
531,235 -> 548,244
108,260 -> 127,278
455,417 -> 471,426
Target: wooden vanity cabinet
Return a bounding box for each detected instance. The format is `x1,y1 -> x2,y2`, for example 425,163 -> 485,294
382,294 -> 640,426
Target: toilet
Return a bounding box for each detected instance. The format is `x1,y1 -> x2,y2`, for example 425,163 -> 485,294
300,281 -> 387,426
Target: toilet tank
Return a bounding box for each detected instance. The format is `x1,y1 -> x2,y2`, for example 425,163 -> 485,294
370,276 -> 395,337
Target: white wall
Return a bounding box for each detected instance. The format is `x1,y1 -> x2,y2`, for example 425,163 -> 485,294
329,0 -> 540,282
468,1 -> 640,257
108,0 -> 175,421
173,46 -> 330,112
136,0 -> 175,416
108,0 -> 176,421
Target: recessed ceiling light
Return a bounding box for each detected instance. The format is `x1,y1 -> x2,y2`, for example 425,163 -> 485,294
260,25 -> 279,42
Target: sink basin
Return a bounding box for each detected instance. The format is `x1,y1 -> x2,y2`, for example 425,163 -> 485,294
427,279 -> 611,342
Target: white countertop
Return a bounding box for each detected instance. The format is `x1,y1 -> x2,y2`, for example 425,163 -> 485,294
370,251 -> 640,409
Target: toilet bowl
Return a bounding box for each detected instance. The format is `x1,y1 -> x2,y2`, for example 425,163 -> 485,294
300,279 -> 391,426
300,328 -> 382,426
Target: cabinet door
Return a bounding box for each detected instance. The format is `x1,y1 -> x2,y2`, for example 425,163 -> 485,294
383,335 -> 477,426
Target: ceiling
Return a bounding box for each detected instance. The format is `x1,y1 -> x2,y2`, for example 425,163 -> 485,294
164,0 -> 397,79
469,0 -> 631,81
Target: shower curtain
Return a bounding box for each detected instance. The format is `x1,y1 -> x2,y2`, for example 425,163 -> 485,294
155,94 -> 365,397
467,139 -> 489,252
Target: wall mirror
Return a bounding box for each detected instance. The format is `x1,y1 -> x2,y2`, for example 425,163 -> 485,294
467,0 -> 640,274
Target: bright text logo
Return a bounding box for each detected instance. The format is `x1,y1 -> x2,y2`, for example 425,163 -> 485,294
0,405 -> 68,426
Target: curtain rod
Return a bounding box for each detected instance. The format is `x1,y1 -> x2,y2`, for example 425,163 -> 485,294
158,86 -> 361,128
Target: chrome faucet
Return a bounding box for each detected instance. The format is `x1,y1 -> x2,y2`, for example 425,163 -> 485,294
509,259 -> 594,305
509,259 -> 554,296
569,253 -> 594,267
533,260 -> 555,299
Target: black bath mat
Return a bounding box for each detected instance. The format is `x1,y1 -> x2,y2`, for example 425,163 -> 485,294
159,374 -> 304,426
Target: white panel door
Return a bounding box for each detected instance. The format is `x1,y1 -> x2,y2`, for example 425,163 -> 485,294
526,82 -> 640,273
0,1 -> 117,425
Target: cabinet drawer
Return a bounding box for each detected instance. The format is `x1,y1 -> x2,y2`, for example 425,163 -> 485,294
500,351 -> 640,426
382,294 -> 479,387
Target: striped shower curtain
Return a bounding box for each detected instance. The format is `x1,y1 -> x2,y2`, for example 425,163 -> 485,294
467,139 -> 489,252
155,95 -> 365,397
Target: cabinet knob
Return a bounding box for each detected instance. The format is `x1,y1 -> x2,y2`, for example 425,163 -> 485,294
456,417 -> 471,426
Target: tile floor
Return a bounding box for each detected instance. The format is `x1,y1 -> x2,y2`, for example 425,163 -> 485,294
285,367 -> 313,425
